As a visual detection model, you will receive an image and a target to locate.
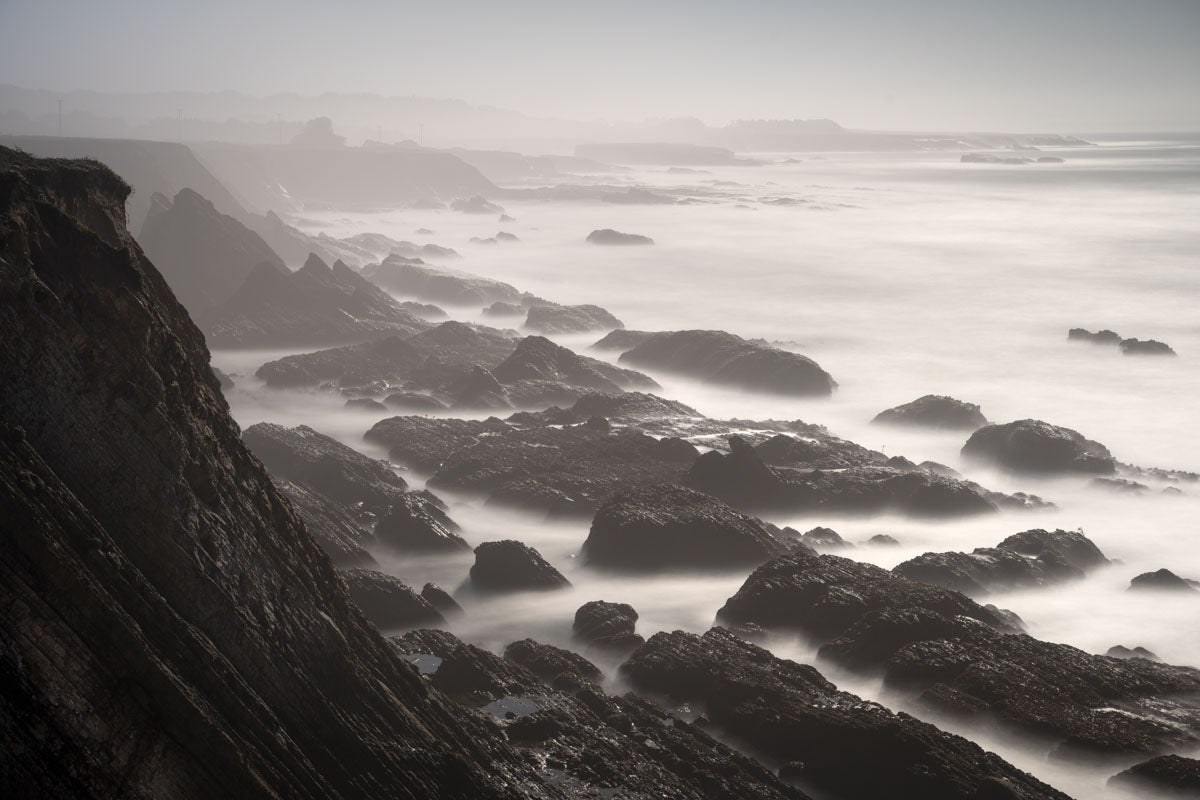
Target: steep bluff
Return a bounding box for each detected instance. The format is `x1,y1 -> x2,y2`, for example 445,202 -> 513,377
0,147 -> 532,798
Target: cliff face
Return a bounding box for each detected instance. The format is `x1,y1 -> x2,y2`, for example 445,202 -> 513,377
0,147 -> 526,798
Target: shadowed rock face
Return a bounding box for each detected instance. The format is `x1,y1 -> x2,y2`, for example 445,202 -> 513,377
375,493 -> 470,554
0,147 -> 548,798
493,335 -> 658,393
616,329 -> 836,396
1108,755 -> 1200,796
1129,568 -> 1199,592
892,529 -> 1108,596
621,628 -> 1070,800
362,255 -> 521,305
573,601 -> 644,651
469,540 -> 571,592
201,252 -> 430,347
139,187 -> 285,316
341,568 -> 446,630
583,484 -> 795,571
872,395 -> 988,430
962,419 -> 1117,475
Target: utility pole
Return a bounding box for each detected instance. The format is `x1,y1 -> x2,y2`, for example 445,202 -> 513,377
57,99 -> 62,137
176,108 -> 182,143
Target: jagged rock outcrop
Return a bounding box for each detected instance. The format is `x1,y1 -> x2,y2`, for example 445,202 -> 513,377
1119,337 -> 1176,356
469,540 -> 570,592
962,419 -> 1117,475
0,147 -> 565,798
1108,755 -> 1200,796
1129,568 -> 1199,592
362,255 -> 521,305
617,330 -> 836,396
621,628 -> 1070,800
797,526 -> 851,550
139,187 -> 286,316
586,229 -> 654,246
524,303 -> 624,334
374,492 -> 470,553
390,630 -> 811,799
573,601 -> 645,651
493,335 -> 658,396
201,253 -> 429,347
340,568 -> 446,629
892,529 -> 1108,596
583,485 -> 794,571
421,583 -> 464,616
591,329 -> 654,351
872,395 -> 988,430
1106,645 -> 1160,661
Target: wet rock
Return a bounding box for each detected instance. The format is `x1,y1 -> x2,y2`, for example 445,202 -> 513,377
1068,328 -> 1121,344
365,416 -> 513,471
1129,568 -> 1199,592
1106,645 -> 1160,661
892,529 -> 1108,596
201,253 -> 430,347
819,605 -> 1200,759
341,568 -> 446,629
619,330 -> 836,396
872,395 -> 988,430
361,255 -> 521,305
1120,338 -> 1177,356
962,419 -> 1117,475
573,601 -> 645,651
375,492 -> 470,553
587,228 -> 655,245
256,334 -> 425,390
525,303 -> 624,334
584,484 -> 795,571
139,187 -> 286,316
470,540 -> 571,591
1108,754 -> 1200,796
392,629 -> 810,799
421,583 -> 464,616
621,628 -> 1069,800
716,551 -> 1019,642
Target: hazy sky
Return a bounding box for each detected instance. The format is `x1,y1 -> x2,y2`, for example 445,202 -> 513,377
2,0 -> 1198,131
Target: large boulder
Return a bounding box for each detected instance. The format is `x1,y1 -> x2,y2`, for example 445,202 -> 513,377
573,601 -> 644,651
503,639 -> 603,686
583,484 -> 794,571
1129,568 -> 1199,592
1119,338 -> 1176,356
470,540 -> 570,591
621,628 -> 1069,800
524,303 -> 624,334
961,419 -> 1117,475
872,395 -> 988,430
586,229 -> 654,246
492,335 -> 659,394
619,330 -> 835,397
1108,755 -> 1200,797
1067,328 -> 1120,344
892,529 -> 1109,596
340,568 -> 446,630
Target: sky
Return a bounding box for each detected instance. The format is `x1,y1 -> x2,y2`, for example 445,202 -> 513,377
1,0 -> 1198,132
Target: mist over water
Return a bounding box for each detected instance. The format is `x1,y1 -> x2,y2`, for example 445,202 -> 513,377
214,137 -> 1200,796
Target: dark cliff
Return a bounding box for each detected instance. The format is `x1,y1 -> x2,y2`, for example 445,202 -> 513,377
0,147 -> 533,798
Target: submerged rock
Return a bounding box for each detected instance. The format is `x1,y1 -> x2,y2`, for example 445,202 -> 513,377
586,228 -> 655,246
872,395 -> 988,430
618,330 -> 836,396
962,419 -> 1117,475
470,540 -> 571,591
621,628 -> 1069,800
583,484 -> 795,571
341,568 -> 445,629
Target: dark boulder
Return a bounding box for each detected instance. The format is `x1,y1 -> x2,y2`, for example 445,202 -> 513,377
798,526 -> 851,550
503,638 -> 603,686
962,419 -> 1117,475
591,329 -> 655,351
374,492 -> 470,553
619,330 -> 835,397
361,255 -> 521,305
573,601 -> 644,651
872,395 -> 988,430
1129,568 -> 1199,592
340,568 -> 445,630
586,228 -> 654,246
1068,328 -> 1121,344
492,335 -> 658,393
344,397 -> 388,412
470,540 -> 570,591
1108,755 -> 1200,796
583,484 -> 794,571
421,583 -> 463,616
1120,338 -> 1177,356
621,628 -> 1069,800
524,303 -> 624,334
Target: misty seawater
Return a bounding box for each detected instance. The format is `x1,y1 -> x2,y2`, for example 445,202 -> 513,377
213,139 -> 1199,796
